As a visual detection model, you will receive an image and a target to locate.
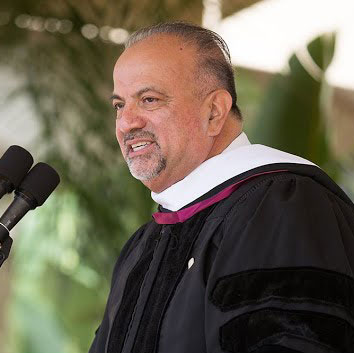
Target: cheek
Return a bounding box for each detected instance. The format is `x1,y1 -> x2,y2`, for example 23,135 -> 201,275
183,105 -> 206,131
183,118 -> 206,142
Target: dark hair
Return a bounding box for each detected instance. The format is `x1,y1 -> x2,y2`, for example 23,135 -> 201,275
125,21 -> 242,119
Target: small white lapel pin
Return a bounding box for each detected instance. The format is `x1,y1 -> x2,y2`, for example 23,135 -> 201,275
188,257 -> 195,269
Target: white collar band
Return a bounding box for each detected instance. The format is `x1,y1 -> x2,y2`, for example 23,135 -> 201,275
151,133 -> 316,211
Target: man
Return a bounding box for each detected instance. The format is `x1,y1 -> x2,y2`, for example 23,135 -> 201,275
89,22 -> 354,353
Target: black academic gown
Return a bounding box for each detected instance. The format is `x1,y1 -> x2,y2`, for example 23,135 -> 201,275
89,163 -> 354,353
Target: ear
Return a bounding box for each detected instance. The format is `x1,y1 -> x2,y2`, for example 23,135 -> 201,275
204,89 -> 233,137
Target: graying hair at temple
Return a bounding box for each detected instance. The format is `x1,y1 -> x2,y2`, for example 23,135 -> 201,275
125,21 -> 242,119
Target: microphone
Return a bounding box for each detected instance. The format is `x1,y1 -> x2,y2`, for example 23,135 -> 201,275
0,145 -> 34,199
0,162 -> 60,244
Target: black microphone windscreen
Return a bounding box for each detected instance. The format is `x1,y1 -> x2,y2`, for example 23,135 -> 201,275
0,145 -> 34,188
18,162 -> 60,206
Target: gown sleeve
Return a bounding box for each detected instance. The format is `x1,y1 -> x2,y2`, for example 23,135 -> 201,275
205,173 -> 354,353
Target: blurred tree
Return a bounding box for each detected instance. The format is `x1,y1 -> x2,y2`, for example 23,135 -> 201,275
249,33 -> 337,174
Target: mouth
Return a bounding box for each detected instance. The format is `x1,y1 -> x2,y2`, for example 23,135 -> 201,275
127,140 -> 156,157
131,141 -> 153,151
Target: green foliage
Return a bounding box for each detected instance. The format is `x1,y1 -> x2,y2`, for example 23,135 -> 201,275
222,0 -> 264,18
249,33 -> 336,174
7,193 -> 109,353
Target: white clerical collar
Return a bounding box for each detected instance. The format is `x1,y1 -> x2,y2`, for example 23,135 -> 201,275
151,132 -> 316,211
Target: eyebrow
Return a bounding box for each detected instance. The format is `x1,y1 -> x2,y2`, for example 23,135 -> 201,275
110,86 -> 169,101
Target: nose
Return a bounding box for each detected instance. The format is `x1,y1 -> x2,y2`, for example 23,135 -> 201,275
116,103 -> 146,135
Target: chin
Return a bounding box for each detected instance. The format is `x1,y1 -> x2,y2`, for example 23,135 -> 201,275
128,157 -> 167,182
131,170 -> 157,181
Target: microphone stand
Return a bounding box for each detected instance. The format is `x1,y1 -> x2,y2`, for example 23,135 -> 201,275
0,235 -> 13,268
0,193 -> 30,268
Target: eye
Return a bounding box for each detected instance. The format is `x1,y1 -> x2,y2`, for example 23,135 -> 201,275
142,96 -> 158,104
113,102 -> 124,110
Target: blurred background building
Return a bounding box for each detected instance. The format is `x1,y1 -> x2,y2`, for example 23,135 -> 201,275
0,0 -> 353,352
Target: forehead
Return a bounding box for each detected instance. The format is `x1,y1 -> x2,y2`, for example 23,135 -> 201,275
113,35 -> 199,92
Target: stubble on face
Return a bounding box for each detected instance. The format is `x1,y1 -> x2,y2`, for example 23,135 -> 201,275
123,130 -> 167,181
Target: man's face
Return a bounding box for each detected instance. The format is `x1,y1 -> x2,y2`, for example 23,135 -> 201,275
112,35 -> 213,192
